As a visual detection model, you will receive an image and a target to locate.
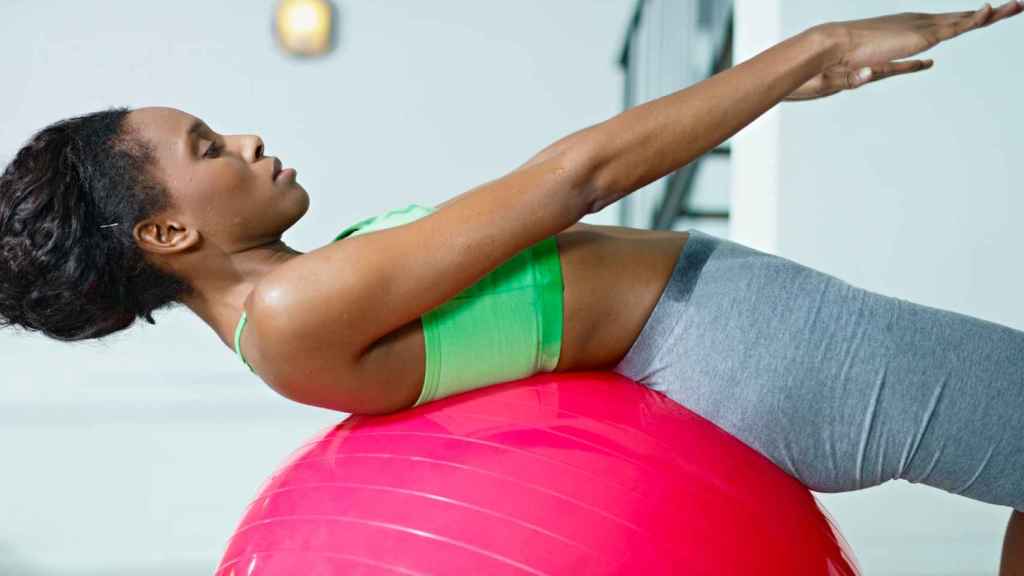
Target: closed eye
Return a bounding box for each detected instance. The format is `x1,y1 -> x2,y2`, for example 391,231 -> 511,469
202,138 -> 223,159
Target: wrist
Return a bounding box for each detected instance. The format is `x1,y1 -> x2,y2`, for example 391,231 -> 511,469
804,23 -> 850,69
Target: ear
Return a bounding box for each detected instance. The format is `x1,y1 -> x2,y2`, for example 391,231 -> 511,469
133,218 -> 200,256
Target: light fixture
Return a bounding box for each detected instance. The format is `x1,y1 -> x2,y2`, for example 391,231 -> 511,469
274,0 -> 337,58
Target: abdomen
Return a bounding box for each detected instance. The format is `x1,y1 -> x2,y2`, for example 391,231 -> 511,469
555,223 -> 689,372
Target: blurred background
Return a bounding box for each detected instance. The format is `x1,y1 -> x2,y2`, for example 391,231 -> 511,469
0,0 -> 1020,574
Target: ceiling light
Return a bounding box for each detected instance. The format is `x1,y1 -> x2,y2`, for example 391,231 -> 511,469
274,0 -> 337,58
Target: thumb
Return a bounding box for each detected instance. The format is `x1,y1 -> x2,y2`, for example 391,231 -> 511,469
846,66 -> 873,89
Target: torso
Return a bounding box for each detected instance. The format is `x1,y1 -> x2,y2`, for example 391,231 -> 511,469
365,223 -> 690,393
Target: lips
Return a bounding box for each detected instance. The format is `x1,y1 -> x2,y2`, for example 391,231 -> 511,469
271,157 -> 282,180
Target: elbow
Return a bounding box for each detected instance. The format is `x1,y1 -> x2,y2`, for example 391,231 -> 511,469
518,127 -> 611,218
275,368 -> 417,417
553,130 -> 615,217
535,136 -> 608,218
273,376 -> 365,416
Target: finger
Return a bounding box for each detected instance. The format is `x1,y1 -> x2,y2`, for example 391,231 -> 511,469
935,4 -> 989,26
834,59 -> 934,92
943,3 -> 994,37
941,0 -> 1021,37
866,59 -> 935,82
838,66 -> 875,91
980,0 -> 1024,26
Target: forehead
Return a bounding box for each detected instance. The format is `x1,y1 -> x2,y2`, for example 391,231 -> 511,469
127,107 -> 201,184
131,106 -> 195,132
128,107 -> 201,149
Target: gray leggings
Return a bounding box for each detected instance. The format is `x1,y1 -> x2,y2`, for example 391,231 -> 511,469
613,229 -> 1024,510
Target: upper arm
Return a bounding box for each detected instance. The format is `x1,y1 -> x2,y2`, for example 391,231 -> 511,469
245,282 -> 419,414
255,147 -> 595,413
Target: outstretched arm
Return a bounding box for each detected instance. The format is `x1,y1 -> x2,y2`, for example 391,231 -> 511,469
575,2 -> 1022,214
571,25 -> 839,215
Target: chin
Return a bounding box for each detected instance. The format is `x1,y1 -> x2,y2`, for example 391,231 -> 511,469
284,189 -> 311,228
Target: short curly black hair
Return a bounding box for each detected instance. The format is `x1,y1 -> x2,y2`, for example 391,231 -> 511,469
0,106 -> 196,342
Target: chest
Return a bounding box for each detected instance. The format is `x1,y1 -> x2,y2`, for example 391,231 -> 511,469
368,223 -> 690,394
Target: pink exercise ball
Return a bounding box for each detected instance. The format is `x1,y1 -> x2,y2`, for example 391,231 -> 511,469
216,372 -> 860,575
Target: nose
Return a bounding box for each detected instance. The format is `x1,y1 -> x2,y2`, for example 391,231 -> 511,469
242,134 -> 264,162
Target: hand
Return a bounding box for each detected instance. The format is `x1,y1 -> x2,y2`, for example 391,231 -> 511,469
785,1 -> 1023,101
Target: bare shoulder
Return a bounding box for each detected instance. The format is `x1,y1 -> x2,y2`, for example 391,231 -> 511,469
235,271 -> 304,397
241,248 -> 402,413
234,252 -> 341,381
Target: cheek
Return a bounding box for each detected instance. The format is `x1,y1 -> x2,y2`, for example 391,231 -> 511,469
217,196 -> 256,231
216,169 -> 258,207
200,166 -> 266,225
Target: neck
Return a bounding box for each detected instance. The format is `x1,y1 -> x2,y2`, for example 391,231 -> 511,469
183,239 -> 304,349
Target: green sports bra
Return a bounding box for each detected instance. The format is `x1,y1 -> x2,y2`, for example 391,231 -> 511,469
233,203 -> 564,408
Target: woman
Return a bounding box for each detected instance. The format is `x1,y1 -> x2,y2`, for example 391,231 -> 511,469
2,1 -> 1022,571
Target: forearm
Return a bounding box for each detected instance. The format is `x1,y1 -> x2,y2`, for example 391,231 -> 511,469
578,24 -> 843,213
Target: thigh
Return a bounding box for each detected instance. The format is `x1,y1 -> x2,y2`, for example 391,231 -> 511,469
624,233 -> 1024,508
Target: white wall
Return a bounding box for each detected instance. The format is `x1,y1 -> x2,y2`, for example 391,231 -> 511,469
0,1 -> 635,574
732,1 -> 1024,574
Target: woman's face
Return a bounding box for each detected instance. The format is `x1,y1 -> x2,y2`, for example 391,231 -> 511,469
126,106 -> 309,257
